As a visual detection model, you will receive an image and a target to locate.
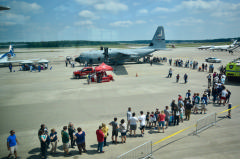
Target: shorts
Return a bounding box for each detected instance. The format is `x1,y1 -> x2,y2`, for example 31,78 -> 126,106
195,104 -> 199,109
63,143 -> 69,150
140,126 -> 145,130
130,125 -> 136,130
221,97 -> 226,100
202,104 -> 206,109
158,121 -> 165,127
9,145 -> 17,154
165,117 -> 169,122
112,130 -> 118,137
121,132 -> 126,136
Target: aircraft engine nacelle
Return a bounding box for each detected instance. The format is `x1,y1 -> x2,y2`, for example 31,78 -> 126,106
103,47 -> 109,60
7,53 -> 12,58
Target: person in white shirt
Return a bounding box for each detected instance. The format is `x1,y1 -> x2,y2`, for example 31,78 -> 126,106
220,89 -> 228,106
128,112 -> 138,136
138,111 -> 146,137
127,107 -> 132,131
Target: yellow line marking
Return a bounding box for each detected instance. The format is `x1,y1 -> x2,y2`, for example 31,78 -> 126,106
152,125 -> 195,146
217,105 -> 240,115
152,104 -> 240,146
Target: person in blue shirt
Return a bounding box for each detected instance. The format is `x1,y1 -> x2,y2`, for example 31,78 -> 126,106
7,130 -> 19,159
50,128 -> 58,154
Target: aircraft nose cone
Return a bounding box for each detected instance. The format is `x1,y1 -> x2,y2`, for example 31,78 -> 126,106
75,57 -> 81,63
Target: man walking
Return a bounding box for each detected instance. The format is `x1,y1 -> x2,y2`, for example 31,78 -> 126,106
167,68 -> 172,78
7,130 -> 19,159
184,73 -> 188,83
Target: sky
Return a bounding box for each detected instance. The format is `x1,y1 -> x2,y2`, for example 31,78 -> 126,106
0,0 -> 240,42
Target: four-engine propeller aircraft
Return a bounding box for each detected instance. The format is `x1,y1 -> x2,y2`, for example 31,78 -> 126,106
75,26 -> 167,65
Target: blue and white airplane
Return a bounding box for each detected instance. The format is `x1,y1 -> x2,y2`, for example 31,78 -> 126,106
75,26 -> 167,65
0,45 -> 48,65
0,45 -> 16,63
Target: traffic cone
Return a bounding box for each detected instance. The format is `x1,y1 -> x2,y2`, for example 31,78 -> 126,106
136,73 -> 138,77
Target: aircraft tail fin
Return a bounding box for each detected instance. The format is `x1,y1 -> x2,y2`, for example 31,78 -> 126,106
149,26 -> 166,50
232,40 -> 237,45
8,45 -> 15,58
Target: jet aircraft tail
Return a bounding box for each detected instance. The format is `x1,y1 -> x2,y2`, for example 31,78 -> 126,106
148,26 -> 166,50
8,45 -> 15,58
232,40 -> 237,45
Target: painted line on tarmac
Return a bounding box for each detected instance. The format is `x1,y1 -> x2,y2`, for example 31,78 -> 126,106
217,104 -> 240,115
152,124 -> 195,146
152,104 -> 240,146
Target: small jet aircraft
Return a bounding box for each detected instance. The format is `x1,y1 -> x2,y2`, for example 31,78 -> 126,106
75,26 -> 167,65
197,45 -> 214,50
0,45 -> 48,66
209,40 -> 237,51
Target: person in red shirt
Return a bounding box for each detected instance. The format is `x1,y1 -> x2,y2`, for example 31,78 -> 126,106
96,126 -> 104,153
157,111 -> 166,133
178,94 -> 183,102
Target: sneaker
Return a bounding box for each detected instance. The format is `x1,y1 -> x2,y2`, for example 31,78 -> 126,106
100,151 -> 104,153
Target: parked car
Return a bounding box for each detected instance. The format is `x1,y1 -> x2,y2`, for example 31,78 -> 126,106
73,67 -> 95,79
205,57 -> 221,63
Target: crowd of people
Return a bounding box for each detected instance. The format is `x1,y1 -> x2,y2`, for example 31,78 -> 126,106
6,58 -> 233,159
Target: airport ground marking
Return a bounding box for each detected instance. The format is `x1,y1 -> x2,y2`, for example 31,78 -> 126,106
217,104 -> 240,115
152,104 -> 240,146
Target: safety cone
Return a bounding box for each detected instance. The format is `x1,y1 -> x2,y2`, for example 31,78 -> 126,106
136,73 -> 138,77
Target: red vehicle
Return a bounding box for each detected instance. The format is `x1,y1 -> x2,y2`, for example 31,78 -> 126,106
73,67 -> 95,79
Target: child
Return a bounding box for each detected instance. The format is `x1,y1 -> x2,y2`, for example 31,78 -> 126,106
146,112 -> 150,128
149,112 -> 156,128
227,103 -> 232,119
176,74 -> 180,83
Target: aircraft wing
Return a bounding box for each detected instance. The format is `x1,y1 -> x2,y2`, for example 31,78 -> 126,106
110,51 -> 132,61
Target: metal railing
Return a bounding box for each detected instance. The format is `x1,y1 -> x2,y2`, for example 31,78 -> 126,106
196,112 -> 216,134
117,141 -> 152,159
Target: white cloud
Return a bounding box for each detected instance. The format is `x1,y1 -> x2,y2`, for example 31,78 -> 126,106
139,9 -> 148,14
94,1 -> 128,13
135,20 -> 146,24
178,0 -> 240,17
78,10 -> 99,19
110,21 -> 133,27
74,20 -> 93,26
0,13 -> 30,26
152,7 -> 172,12
10,1 -> 42,13
167,17 -> 204,26
75,0 -> 128,13
110,20 -> 146,27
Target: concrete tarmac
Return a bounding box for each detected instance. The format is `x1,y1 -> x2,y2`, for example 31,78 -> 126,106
0,47 -> 239,158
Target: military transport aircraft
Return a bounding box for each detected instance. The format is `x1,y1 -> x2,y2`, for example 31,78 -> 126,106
75,26 -> 167,65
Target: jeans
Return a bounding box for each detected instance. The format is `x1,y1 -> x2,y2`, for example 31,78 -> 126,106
104,137 -> 107,146
41,142 -> 47,159
174,116 -> 179,125
98,142 -> 104,152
